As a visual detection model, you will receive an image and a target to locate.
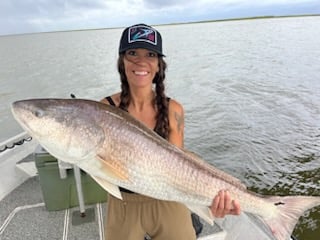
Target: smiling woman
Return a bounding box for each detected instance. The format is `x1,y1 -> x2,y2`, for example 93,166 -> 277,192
100,24 -> 199,240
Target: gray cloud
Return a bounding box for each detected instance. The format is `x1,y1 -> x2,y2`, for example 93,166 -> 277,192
143,0 -> 191,8
0,0 -> 319,36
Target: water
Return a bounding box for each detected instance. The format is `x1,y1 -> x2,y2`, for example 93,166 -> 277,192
1,17 -> 320,239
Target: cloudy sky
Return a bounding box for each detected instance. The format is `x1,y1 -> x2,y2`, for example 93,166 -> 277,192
0,0 -> 319,36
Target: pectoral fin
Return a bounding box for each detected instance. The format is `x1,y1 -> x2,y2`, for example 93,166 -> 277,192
186,204 -> 215,226
90,175 -> 123,200
96,154 -> 129,181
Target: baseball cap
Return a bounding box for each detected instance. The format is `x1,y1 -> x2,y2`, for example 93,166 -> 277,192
119,24 -> 165,56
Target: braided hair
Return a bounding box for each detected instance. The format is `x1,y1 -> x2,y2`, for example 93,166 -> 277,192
117,54 -> 169,140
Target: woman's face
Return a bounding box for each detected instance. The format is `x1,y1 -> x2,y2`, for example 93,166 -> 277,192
123,48 -> 159,88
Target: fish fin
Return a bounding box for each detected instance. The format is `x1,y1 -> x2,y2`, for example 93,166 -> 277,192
263,196 -> 320,240
186,204 -> 214,226
90,174 -> 123,200
96,155 -> 129,181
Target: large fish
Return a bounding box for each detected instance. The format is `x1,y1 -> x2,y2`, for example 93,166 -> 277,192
11,98 -> 320,240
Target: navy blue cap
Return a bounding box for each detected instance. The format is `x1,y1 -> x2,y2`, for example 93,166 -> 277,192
119,24 -> 164,56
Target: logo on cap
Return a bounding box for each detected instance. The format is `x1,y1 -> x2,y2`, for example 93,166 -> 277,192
128,25 -> 157,45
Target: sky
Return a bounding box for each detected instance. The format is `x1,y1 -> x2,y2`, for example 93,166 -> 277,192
0,0 -> 319,36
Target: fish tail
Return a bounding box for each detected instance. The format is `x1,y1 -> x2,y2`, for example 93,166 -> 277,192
263,196 -> 320,240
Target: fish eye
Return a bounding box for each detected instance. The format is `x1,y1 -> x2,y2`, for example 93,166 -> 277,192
33,109 -> 44,118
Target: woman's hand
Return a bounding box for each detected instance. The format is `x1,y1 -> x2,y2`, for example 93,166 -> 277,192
210,190 -> 241,218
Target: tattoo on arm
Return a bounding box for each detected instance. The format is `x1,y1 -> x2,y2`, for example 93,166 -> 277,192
174,111 -> 184,134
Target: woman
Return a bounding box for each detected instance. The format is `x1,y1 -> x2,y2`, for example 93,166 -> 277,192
101,23 -> 241,240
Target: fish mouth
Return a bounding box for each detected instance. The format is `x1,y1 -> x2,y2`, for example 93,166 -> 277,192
12,100 -> 27,120
11,99 -> 47,133
11,100 -> 33,132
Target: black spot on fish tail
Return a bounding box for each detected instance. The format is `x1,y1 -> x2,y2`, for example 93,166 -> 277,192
274,201 -> 285,206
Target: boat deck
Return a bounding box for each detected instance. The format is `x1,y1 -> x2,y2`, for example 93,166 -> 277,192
0,176 -> 106,240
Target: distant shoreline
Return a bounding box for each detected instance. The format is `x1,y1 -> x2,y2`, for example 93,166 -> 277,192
158,13 -> 320,27
2,14 -> 320,37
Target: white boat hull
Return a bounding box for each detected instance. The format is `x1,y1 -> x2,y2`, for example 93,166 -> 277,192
0,132 -> 38,200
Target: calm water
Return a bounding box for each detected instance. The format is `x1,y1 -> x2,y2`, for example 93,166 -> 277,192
1,17 -> 320,239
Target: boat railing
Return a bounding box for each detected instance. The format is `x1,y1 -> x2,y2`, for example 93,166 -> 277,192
0,132 -> 35,155
0,132 -> 39,200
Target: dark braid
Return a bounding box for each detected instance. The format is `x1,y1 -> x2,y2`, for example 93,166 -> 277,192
117,54 -> 169,139
117,55 -> 130,111
153,58 -> 169,140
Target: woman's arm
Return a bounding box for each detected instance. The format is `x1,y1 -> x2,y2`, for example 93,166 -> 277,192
168,99 -> 184,148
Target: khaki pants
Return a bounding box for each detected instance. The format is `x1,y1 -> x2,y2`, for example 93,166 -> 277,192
105,192 -> 196,240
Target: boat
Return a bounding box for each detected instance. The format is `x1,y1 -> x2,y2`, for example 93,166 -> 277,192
0,132 -> 297,240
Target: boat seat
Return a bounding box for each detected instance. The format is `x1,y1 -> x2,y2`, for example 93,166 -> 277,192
35,145 -> 86,214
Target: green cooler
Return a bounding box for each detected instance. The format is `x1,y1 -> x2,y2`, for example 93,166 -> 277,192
35,152 -> 108,211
